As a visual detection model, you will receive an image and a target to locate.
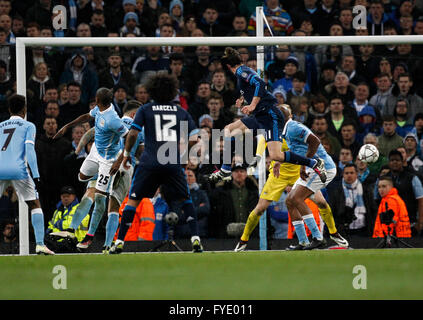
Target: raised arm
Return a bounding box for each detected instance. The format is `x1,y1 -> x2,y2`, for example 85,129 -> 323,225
54,113 -> 93,139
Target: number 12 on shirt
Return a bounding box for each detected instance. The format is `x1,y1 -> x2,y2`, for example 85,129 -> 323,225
154,114 -> 177,142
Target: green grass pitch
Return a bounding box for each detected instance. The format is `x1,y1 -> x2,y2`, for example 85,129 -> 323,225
1,249 -> 422,300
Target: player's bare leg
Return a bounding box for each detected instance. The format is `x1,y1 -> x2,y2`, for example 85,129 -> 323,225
312,191 -> 349,248
286,185 -> 326,250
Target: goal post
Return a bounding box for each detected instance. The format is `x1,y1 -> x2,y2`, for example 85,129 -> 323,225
14,25 -> 423,255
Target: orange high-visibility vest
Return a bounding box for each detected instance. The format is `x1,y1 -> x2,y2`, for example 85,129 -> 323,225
114,196 -> 156,241
287,198 -> 322,239
373,187 -> 411,238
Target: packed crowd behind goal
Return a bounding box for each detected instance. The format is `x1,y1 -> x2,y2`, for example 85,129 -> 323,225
1,0 -> 423,253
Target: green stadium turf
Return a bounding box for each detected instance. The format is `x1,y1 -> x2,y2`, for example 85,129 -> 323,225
1,249 -> 422,300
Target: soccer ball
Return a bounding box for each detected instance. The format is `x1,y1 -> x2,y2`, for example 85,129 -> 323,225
358,144 -> 379,163
164,212 -> 179,226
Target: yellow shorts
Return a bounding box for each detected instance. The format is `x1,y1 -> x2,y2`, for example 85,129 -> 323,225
260,171 -> 300,202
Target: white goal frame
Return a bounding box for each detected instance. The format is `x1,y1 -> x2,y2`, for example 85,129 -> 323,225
14,6 -> 423,254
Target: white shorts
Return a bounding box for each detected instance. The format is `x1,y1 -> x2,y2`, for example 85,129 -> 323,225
292,167 -> 337,196
0,177 -> 37,202
79,144 -> 116,193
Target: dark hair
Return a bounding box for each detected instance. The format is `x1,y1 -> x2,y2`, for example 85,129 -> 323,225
414,113 -> 423,123
388,149 -> 403,160
207,91 -> 223,103
96,87 -> 113,106
293,71 -> 306,82
0,27 -> 6,34
46,100 -> 59,107
221,47 -> 242,67
26,22 -> 40,30
92,9 -> 104,16
169,52 -> 184,63
377,72 -> 391,79
379,175 -> 393,185
7,94 -> 26,114
382,114 -> 396,123
67,81 -> 81,89
123,100 -> 141,114
43,115 -> 57,123
329,95 -> 344,103
398,72 -> 412,81
312,115 -> 327,124
146,73 -> 178,104
344,163 -> 357,171
160,23 -> 174,30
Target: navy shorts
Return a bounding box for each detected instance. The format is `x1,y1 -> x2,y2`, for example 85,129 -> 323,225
241,105 -> 285,142
129,164 -> 190,201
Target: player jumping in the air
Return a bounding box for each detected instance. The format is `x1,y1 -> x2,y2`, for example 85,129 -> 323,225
109,74 -> 203,254
73,100 -> 145,253
234,105 -> 348,252
52,88 -> 128,244
0,94 -> 54,255
208,47 -> 327,184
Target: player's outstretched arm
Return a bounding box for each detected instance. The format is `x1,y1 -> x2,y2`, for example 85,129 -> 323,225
305,132 -> 320,159
76,127 -> 95,154
54,113 -> 93,139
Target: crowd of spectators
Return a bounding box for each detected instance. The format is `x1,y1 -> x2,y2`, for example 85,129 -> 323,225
1,0 -> 423,252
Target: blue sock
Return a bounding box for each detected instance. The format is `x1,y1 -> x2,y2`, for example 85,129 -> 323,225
292,220 -> 310,246
181,200 -> 199,237
284,151 -> 317,168
104,212 -> 120,247
70,196 -> 94,230
221,136 -> 234,172
31,209 -> 45,245
87,193 -> 107,236
117,205 -> 136,241
303,214 -> 323,240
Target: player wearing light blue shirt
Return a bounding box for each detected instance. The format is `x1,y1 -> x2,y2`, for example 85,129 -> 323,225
52,88 -> 128,246
281,107 -> 338,250
0,95 -> 54,254
89,105 -> 128,161
283,119 -> 336,171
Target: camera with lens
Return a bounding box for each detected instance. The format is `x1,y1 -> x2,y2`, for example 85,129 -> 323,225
380,209 -> 395,225
342,205 -> 357,227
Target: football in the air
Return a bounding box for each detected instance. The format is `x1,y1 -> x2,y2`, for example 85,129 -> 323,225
358,144 -> 379,163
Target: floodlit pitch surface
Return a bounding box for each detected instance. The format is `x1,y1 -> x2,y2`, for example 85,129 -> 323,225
1,249 -> 422,299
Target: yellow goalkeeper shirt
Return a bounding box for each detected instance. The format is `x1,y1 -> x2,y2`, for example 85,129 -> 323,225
256,136 -> 300,178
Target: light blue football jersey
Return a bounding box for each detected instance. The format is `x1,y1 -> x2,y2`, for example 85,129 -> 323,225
90,105 -> 128,160
282,119 -> 336,170
121,116 -> 144,166
0,116 -> 36,180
